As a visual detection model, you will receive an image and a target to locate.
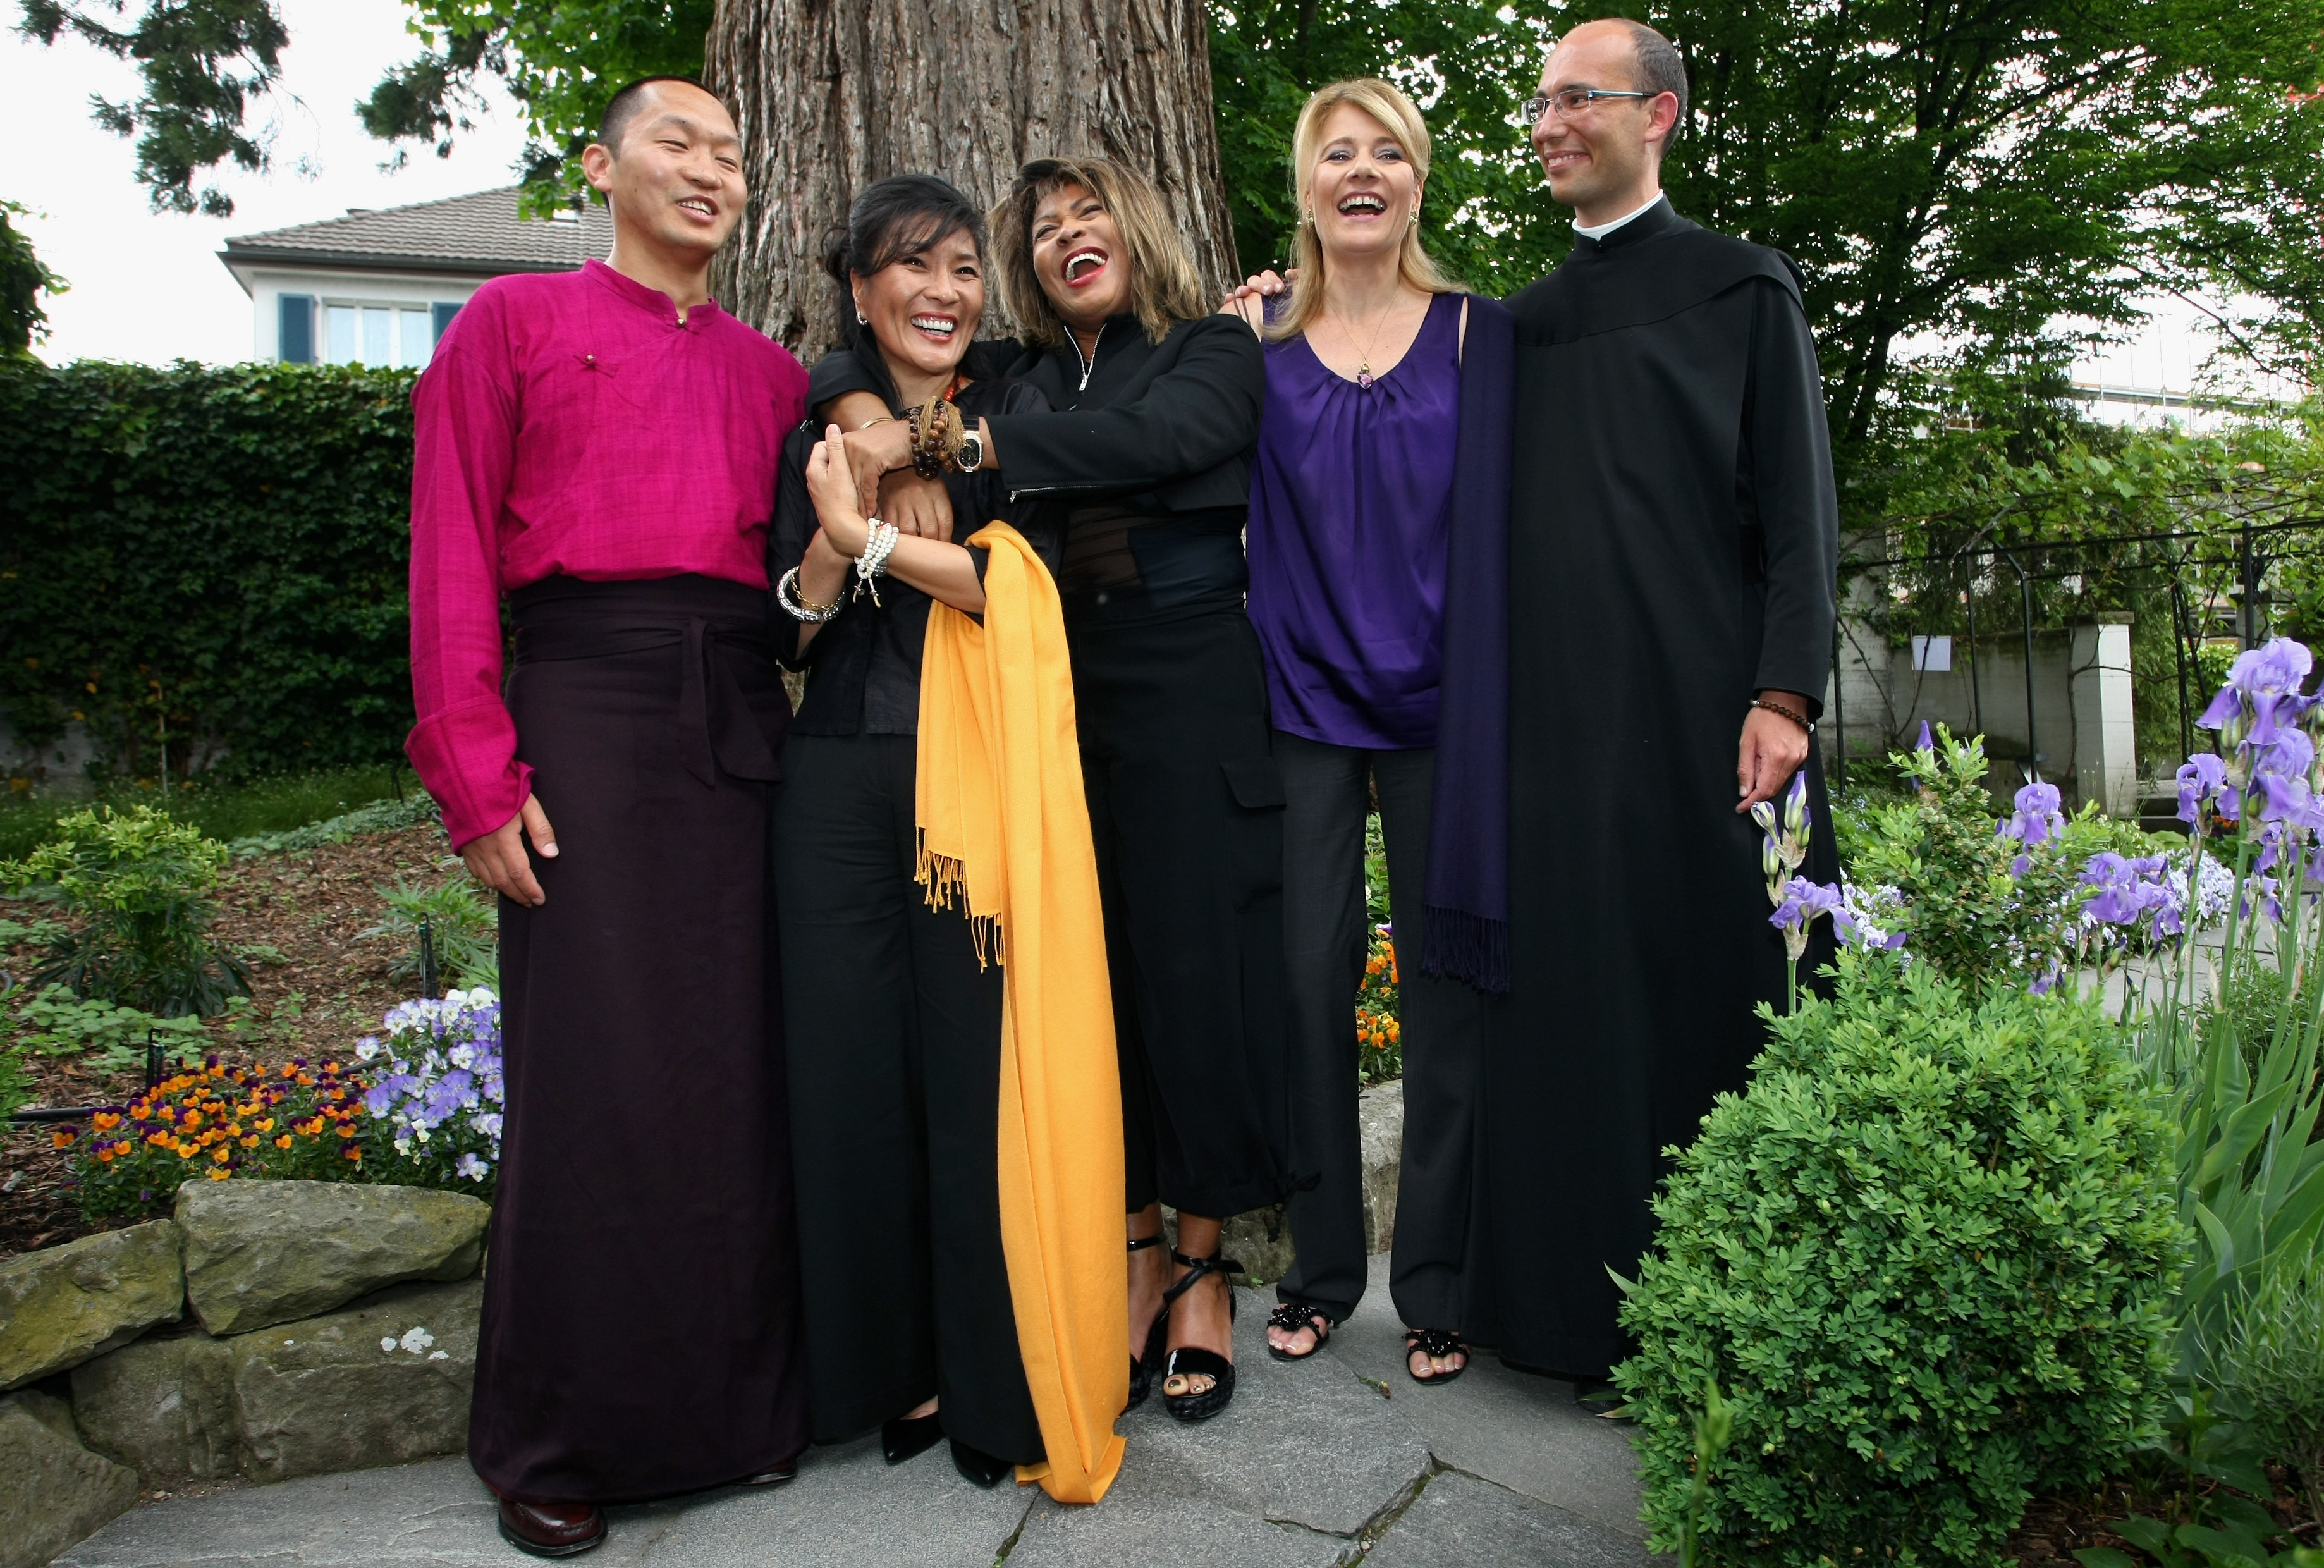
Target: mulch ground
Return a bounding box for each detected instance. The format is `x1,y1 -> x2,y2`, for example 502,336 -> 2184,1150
2006,1466 -> 2318,1562
1,821 -> 456,1259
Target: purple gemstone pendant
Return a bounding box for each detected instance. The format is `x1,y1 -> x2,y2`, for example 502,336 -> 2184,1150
1357,369 -> 1374,390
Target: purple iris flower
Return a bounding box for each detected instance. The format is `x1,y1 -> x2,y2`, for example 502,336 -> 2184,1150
1916,720 -> 1934,752
1770,877 -> 1854,961
1998,781 -> 2065,875
2177,752 -> 2229,824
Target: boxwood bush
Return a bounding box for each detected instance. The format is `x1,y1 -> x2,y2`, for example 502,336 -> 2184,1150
1614,950 -> 2182,1565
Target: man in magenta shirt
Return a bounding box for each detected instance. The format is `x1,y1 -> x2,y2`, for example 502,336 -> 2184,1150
405,77 -> 809,1557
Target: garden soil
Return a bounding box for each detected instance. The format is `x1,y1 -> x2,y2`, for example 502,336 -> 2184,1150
1,823 -> 453,1259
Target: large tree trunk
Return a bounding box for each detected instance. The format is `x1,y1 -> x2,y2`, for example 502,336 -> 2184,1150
706,0 -> 1238,360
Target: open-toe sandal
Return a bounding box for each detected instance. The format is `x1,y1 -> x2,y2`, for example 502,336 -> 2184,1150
1161,1248 -> 1244,1423
1266,1301 -> 1333,1363
1126,1232 -> 1170,1411
1404,1326 -> 1469,1387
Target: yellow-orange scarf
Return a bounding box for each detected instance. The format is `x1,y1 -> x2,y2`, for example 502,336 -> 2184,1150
916,520 -> 1127,1504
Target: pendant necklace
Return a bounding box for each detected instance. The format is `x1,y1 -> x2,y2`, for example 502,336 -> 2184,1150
1333,295 -> 1407,390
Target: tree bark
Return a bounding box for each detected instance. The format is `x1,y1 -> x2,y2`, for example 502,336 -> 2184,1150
706,0 -> 1239,360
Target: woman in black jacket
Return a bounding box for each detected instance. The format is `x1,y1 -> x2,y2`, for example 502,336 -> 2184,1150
771,176 -> 1064,1488
816,156 -> 1284,1425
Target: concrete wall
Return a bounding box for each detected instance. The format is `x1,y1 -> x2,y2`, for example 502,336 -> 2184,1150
1823,615 -> 2141,816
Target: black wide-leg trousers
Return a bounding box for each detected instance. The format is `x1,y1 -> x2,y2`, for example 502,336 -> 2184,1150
1067,601 -> 1290,1223
475,575 -> 808,1505
1272,732 -> 1490,1331
773,733 -> 1043,1465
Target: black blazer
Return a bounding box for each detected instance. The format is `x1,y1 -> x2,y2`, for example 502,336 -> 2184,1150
806,312 -> 1266,517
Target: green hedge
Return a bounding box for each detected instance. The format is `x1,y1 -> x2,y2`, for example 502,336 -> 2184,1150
0,360 -> 416,781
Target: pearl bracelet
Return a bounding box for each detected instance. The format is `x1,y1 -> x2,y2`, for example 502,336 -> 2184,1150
854,518 -> 900,606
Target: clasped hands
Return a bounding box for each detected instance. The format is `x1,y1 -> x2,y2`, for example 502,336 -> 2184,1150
826,403 -> 955,543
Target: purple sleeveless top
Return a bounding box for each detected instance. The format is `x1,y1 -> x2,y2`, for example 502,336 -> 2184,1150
1247,289 -> 1462,750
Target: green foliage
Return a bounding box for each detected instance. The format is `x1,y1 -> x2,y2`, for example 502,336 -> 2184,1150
0,770 -> 413,863
8,983 -> 206,1074
357,873 -> 498,992
224,787 -> 438,859
0,805 -> 247,1017
2205,1244 -> 2324,1540
0,200 -> 66,358
358,1 -> 713,217
0,1043 -> 27,1122
15,0 -> 288,217
1840,726 -> 2084,989
0,360 -> 417,783
1615,951 -> 2182,1565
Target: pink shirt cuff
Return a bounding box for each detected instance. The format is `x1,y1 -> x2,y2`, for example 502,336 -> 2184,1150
406,697 -> 533,850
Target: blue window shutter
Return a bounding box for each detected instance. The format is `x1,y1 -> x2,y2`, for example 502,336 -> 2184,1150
431,302 -> 461,343
278,295 -> 315,364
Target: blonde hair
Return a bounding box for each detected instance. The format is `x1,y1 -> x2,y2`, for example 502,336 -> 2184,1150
990,156 -> 1208,348
1271,79 -> 1461,343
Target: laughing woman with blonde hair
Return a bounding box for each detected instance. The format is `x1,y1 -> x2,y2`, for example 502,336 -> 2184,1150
1225,78 -> 1516,1389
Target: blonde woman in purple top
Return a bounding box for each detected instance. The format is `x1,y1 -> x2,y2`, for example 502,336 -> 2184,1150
1225,78 -> 1515,1387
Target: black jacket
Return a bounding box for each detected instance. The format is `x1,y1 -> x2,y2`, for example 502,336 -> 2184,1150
806,313 -> 1266,516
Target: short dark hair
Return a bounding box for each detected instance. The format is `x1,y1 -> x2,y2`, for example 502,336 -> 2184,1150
822,175 -> 990,351
1610,19 -> 1688,141
596,76 -> 719,154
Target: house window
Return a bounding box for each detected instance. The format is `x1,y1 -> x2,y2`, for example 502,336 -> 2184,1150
317,301 -> 444,369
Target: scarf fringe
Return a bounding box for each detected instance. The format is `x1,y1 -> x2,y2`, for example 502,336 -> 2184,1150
915,833 -> 1002,967
1419,905 -> 1510,995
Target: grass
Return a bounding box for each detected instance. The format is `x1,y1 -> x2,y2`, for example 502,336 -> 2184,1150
0,766 -> 412,861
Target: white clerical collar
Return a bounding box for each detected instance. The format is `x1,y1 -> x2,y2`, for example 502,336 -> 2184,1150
1572,192 -> 1667,241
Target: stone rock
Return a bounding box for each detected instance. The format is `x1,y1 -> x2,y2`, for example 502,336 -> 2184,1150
176,1180 -> 488,1337
1162,1206 -> 1297,1287
1358,1079 -> 1404,1255
1360,1470 -> 1655,1568
0,1390 -> 140,1568
70,1326 -> 243,1486
0,1220 -> 183,1391
228,1278 -> 480,1481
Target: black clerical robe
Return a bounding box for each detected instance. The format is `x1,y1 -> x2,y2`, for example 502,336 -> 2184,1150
1474,197 -> 1840,1379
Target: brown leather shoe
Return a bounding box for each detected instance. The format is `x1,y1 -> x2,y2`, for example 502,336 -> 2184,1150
496,1497 -> 606,1557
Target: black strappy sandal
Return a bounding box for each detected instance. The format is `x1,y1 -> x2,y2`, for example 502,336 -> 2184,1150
1404,1326 -> 1470,1386
1161,1248 -> 1245,1423
1126,1232 -> 1170,1411
1266,1301 -> 1333,1363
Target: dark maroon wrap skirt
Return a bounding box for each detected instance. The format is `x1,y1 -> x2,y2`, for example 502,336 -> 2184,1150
467,573 -> 808,1504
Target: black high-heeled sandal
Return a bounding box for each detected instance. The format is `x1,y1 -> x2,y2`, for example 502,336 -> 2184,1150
1126,1232 -> 1169,1410
1160,1247 -> 1244,1423
1404,1326 -> 1470,1386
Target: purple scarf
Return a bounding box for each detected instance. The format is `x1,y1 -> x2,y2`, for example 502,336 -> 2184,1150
1419,297 -> 1514,993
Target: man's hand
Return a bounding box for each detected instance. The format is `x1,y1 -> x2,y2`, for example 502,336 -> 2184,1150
1736,690 -> 1813,814
879,469 -> 954,540
460,793 -> 558,906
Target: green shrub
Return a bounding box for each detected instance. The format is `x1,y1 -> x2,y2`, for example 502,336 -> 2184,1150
357,872 -> 496,991
1615,950 -> 2182,1565
8,984 -> 206,1073
0,360 -> 415,783
1,804 -> 248,1015
0,1041 -> 28,1122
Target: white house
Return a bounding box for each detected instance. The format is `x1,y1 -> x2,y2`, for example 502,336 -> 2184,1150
217,188 -> 613,367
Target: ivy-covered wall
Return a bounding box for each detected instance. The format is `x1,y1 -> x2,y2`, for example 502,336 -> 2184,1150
0,362 -> 416,782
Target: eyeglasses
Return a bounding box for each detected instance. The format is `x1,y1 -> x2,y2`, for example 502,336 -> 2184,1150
1523,88 -> 1653,124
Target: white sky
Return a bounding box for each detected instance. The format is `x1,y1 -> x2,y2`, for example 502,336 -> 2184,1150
3,0 -> 530,365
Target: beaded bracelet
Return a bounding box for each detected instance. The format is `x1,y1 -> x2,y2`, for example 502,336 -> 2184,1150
1751,696 -> 1815,734
853,519 -> 900,606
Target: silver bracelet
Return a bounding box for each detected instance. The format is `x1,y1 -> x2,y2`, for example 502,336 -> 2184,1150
853,519 -> 900,606
776,566 -> 841,623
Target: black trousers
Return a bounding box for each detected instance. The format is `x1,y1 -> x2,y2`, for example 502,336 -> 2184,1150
773,733 -> 1043,1464
1068,600 -> 1290,1222
1272,732 -> 1490,1330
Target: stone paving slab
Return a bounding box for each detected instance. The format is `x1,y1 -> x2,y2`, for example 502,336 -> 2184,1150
54,1266 -> 1662,1567
1322,1254 -> 1653,1543
1361,1471 -> 1655,1568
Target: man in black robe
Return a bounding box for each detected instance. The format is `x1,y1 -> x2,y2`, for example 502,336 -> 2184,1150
1471,18 -> 1840,1381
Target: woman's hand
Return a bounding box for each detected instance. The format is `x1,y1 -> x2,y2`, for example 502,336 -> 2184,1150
879,469 -> 954,541
840,420 -> 917,515
1220,267 -> 1295,333
805,424 -> 872,557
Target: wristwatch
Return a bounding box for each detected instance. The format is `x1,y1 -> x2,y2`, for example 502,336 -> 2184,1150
951,429 -> 984,474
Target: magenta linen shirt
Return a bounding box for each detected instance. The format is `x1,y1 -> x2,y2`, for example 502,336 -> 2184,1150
407,258 -> 806,848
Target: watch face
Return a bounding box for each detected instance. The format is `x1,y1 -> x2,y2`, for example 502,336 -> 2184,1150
957,435 -> 983,470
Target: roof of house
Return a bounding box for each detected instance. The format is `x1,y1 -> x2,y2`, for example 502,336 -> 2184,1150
220,187 -> 611,279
